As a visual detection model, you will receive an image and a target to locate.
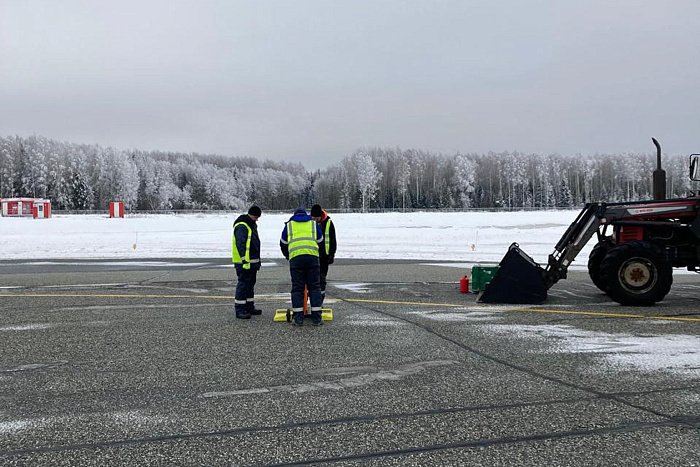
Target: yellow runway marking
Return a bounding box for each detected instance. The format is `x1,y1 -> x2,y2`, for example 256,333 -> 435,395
0,292 -> 294,302
520,308 -> 700,322
2,294 -> 698,322
1,293 -> 230,300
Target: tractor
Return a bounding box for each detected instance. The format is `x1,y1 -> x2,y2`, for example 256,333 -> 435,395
479,138 -> 700,306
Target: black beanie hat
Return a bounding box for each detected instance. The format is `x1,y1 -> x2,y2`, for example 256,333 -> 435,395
248,205 -> 262,217
310,204 -> 323,217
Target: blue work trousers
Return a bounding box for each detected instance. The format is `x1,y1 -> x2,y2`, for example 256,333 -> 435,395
235,265 -> 258,312
289,255 -> 322,310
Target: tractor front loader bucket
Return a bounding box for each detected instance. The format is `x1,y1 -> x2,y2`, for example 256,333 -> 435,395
477,243 -> 548,304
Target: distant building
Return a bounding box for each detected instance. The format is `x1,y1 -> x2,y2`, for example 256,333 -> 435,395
1,198 -> 52,218
109,201 -> 125,218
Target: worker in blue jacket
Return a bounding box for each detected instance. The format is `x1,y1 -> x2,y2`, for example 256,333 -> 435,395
232,205 -> 262,319
280,207 -> 324,326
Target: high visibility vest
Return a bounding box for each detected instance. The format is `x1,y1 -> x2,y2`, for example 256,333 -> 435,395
232,222 -> 258,269
324,218 -> 333,255
288,220 -> 319,260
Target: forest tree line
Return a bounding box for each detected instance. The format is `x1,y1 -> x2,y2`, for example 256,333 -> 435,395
0,135 -> 696,212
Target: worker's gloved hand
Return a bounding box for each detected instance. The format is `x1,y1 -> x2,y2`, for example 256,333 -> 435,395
327,256 -> 334,264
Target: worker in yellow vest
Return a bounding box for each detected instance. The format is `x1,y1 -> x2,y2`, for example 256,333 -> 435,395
232,205 -> 262,319
310,204 -> 336,306
280,207 -> 325,326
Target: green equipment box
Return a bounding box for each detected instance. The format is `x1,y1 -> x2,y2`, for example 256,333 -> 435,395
470,265 -> 499,292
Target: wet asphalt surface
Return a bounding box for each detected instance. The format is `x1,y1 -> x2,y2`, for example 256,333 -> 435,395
0,258 -> 698,466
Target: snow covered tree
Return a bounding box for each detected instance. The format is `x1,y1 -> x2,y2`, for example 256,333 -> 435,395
69,169 -> 92,209
0,136 -> 20,197
557,179 -> 574,207
396,153 -> 411,210
454,153 -> 476,208
20,136 -> 49,198
45,141 -> 70,208
353,151 -> 382,212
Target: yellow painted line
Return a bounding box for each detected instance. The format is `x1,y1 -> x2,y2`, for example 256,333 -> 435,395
520,307 -> 700,323
0,292 -> 294,301
344,299 -> 700,323
2,293 -> 698,323
0,292 -> 232,300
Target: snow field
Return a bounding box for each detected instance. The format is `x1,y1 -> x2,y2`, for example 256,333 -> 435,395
0,210 -> 585,264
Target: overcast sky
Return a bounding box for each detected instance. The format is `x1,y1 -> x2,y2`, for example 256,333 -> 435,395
1,1 -> 699,169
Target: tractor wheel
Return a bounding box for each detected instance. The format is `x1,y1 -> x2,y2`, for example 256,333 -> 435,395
588,238 -> 614,293
600,241 -> 672,306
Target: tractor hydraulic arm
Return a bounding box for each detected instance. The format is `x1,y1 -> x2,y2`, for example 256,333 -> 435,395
543,203 -> 604,288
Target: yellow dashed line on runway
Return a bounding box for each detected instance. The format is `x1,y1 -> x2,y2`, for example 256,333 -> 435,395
2,293 -> 699,322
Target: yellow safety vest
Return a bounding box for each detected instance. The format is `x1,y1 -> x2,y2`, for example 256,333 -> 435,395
288,220 -> 319,260
232,222 -> 256,269
324,219 -> 333,255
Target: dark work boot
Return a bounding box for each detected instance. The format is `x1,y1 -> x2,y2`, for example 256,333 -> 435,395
247,302 -> 262,316
311,311 -> 323,326
292,313 -> 304,326
235,305 -> 251,319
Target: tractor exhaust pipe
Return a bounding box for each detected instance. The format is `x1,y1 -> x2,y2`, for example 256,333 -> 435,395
652,137 -> 666,200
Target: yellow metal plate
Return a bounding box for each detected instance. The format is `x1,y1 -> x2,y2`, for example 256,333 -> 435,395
273,308 -> 333,322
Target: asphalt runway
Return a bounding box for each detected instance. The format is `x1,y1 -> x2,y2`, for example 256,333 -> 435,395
0,259 -> 698,466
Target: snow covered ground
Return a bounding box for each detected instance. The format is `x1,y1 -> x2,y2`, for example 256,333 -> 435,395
0,210 -> 586,264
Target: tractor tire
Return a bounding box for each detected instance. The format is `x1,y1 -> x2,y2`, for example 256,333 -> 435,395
588,239 -> 614,293
599,241 -> 672,306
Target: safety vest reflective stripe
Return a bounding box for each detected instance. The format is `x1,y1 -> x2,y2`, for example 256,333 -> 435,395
232,222 -> 253,268
324,219 -> 332,255
289,244 -> 314,253
288,221 -> 319,259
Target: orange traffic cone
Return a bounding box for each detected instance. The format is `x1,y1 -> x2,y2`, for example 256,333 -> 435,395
303,286 -> 309,315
